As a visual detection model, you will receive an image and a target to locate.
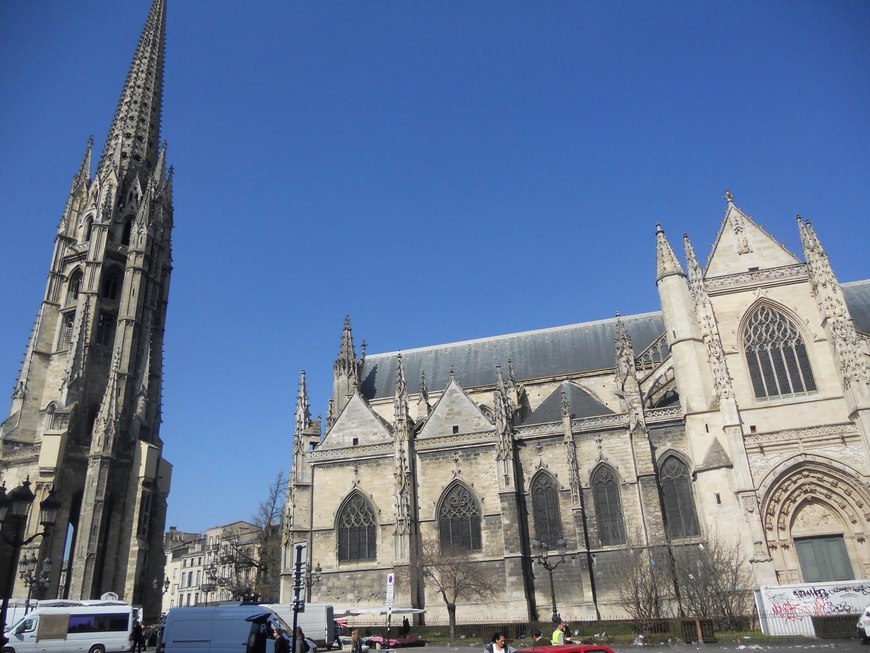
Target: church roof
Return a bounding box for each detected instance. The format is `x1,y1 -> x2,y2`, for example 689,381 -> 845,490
843,280 -> 870,335
523,381 -> 614,425
358,278 -> 870,401
359,312 -> 665,401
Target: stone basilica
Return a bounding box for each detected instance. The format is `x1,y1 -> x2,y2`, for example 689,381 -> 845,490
282,201 -> 870,621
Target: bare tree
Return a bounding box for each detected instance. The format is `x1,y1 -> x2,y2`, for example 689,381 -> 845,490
218,472 -> 286,603
671,536 -> 753,625
612,544 -> 675,631
400,539 -> 499,637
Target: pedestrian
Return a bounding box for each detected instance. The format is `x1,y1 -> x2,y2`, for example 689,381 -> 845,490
528,628 -> 550,647
485,632 -> 516,653
551,620 -> 565,646
274,626 -> 290,653
401,617 -> 410,637
562,623 -> 573,644
351,629 -> 364,653
295,627 -> 310,653
131,620 -> 145,653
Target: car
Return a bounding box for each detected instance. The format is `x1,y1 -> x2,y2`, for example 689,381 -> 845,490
858,604 -> 870,644
521,645 -> 616,653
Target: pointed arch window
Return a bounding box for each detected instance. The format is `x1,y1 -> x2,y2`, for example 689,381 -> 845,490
101,269 -> 121,301
592,467 -> 625,546
743,305 -> 816,400
659,456 -> 699,539
337,493 -> 377,562
67,270 -> 83,306
530,472 -> 562,545
60,312 -> 75,350
438,484 -> 482,552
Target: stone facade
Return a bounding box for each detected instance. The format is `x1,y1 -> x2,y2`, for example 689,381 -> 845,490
0,0 -> 173,620
282,198 -> 870,623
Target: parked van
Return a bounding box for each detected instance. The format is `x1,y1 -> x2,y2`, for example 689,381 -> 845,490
4,602 -> 134,653
264,604 -> 334,649
159,604 -> 291,653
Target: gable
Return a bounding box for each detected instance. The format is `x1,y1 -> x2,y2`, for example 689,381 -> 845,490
321,392 -> 392,448
419,380 -> 493,438
705,203 -> 801,278
522,381 -> 613,425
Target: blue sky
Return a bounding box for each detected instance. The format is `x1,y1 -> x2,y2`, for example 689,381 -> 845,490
1,1 -> 868,533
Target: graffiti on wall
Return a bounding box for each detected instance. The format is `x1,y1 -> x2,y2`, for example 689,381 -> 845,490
755,580 -> 870,636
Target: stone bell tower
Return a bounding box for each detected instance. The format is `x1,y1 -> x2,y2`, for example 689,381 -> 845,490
0,0 -> 173,618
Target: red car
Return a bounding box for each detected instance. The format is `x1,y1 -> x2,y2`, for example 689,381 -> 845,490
521,645 -> 616,653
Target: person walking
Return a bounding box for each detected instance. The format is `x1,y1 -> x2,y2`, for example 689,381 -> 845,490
274,626 -> 290,653
551,621 -> 566,646
131,620 -> 145,653
485,632 -> 516,653
528,629 -> 550,647
350,629 -> 364,653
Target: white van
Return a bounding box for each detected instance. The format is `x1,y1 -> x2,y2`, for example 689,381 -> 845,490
264,604 -> 333,649
159,604 -> 291,653
4,603 -> 134,653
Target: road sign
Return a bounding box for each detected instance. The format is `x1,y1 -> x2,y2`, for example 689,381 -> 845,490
386,572 -> 395,607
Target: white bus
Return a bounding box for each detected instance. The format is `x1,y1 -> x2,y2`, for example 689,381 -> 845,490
4,602 -> 135,653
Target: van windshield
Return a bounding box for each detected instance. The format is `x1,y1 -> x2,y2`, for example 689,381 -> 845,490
270,615 -> 292,632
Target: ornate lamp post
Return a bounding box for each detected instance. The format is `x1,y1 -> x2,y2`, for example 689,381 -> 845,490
303,562 -> 322,598
531,538 -> 575,622
18,552 -> 52,614
200,562 -> 218,606
0,480 -> 61,646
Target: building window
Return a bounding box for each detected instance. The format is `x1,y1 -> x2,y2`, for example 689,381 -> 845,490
592,466 -> 625,546
530,472 -> 562,545
137,490 -> 152,538
67,270 -> 83,305
101,269 -> 121,301
438,483 -> 482,552
659,456 -> 699,539
60,312 -> 75,349
795,535 -> 854,582
337,493 -> 377,562
96,312 -> 115,346
743,305 -> 816,399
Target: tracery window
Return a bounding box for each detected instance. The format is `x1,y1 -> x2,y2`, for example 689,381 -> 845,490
592,467 -> 625,546
531,472 -> 562,545
659,456 -> 699,539
101,269 -> 121,301
438,484 -> 481,551
743,305 -> 816,400
337,493 -> 377,562
67,270 -> 82,305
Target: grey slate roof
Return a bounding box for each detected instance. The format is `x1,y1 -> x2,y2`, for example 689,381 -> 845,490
844,280 -> 870,334
358,279 -> 870,402
523,381 -> 614,425
359,312 -> 665,401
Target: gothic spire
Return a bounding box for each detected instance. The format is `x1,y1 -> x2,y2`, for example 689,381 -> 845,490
394,353 -> 410,431
295,370 -> 311,435
656,223 -> 684,282
97,0 -> 167,180
334,315 -> 359,382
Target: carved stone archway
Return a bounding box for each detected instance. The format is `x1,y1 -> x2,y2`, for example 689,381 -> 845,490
761,460 -> 870,583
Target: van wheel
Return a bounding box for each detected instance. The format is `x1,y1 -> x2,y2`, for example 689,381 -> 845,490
88,646 -> 105,653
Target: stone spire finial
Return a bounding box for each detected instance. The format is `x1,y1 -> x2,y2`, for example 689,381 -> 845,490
334,315 -> 359,385
295,370 -> 311,435
77,137 -> 94,183
656,223 -> 684,282
97,0 -> 167,181
723,189 -> 734,204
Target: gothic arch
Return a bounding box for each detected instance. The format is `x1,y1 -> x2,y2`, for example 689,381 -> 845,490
760,457 -> 869,582
738,299 -> 818,400
529,469 -> 562,545
436,480 -> 482,552
656,451 -> 701,540
334,490 -> 378,563
590,462 -> 626,546
66,268 -> 84,306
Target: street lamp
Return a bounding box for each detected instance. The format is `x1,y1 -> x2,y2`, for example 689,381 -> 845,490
304,562 -> 322,598
0,480 -> 61,646
153,577 -> 170,594
531,538 -> 575,622
200,563 -> 218,605
18,552 -> 51,614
